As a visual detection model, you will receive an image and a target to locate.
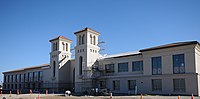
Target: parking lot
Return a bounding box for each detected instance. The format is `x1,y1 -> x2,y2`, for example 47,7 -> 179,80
0,94 -> 200,99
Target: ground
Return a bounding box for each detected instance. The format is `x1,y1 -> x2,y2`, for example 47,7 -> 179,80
0,94 -> 199,99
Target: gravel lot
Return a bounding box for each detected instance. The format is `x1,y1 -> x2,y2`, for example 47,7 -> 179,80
0,94 -> 200,99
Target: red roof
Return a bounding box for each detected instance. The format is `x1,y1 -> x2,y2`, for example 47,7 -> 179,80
74,27 -> 100,35
49,36 -> 72,42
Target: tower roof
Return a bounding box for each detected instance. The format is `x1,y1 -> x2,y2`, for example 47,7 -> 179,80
49,36 -> 72,42
74,27 -> 100,35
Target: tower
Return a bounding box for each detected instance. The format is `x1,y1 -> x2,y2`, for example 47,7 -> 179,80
49,36 -> 72,91
74,28 -> 100,92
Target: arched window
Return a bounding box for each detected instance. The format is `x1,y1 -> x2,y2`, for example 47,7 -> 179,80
79,35 -> 82,45
66,43 -> 68,51
62,42 -> 65,51
90,35 -> 93,44
55,42 -> 58,51
53,61 -> 56,77
53,43 -> 56,51
79,56 -> 83,75
93,36 -> 96,45
82,34 -> 85,44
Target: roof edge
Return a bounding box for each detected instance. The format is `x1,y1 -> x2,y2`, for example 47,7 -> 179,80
3,64 -> 49,74
74,27 -> 100,35
49,36 -> 72,42
140,41 -> 199,52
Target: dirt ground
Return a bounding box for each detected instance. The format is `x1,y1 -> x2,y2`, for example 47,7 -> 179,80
0,94 -> 200,99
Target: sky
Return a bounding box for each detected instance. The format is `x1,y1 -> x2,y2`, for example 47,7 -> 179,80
0,0 -> 200,82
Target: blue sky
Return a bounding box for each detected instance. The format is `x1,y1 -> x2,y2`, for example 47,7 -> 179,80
0,0 -> 200,82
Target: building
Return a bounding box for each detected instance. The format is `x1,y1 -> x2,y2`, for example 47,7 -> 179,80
2,28 -> 200,96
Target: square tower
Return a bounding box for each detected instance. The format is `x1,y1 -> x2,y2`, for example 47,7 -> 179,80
74,28 -> 100,92
49,36 -> 72,91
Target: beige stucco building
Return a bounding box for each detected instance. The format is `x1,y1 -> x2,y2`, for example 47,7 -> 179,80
2,28 -> 200,96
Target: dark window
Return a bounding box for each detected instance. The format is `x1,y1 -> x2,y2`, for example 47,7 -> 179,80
82,34 -> 85,44
132,61 -> 143,72
19,74 -> 21,82
152,56 -> 162,75
173,78 -> 185,92
105,64 -> 114,73
62,42 -> 65,51
11,75 -> 13,82
15,75 -> 17,82
79,35 -> 82,45
118,62 -> 128,72
4,84 -> 6,89
24,73 -> 26,82
152,79 -> 162,91
8,84 -> 10,89
79,56 -> 83,75
173,54 -> 185,74
8,75 -> 10,82
90,35 -> 93,44
38,71 -> 43,81
113,80 -> 120,90
19,84 -> 21,89
55,42 -> 58,51
66,43 -> 68,51
99,81 -> 106,89
53,61 -> 56,77
15,84 -> 17,89
4,75 -> 6,83
33,72 -> 35,81
128,80 -> 136,90
93,36 -> 96,45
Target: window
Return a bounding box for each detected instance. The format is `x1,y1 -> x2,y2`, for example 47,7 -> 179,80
4,75 -> 6,83
24,73 -> 26,82
19,74 -> 21,82
4,84 -> 6,89
118,62 -> 128,72
15,84 -> 17,89
11,84 -> 13,89
53,61 -> 56,77
15,75 -> 17,82
55,42 -> 58,51
82,34 -> 85,44
79,35 -> 82,45
38,71 -> 43,81
8,75 -> 10,82
173,54 -> 185,74
105,64 -> 114,73
11,75 -> 13,82
28,72 -> 32,82
152,56 -> 162,75
93,36 -> 96,45
113,80 -> 120,90
62,42 -> 65,51
99,81 -> 106,89
34,72 -> 38,81
90,35 -> 93,44
66,43 -> 68,51
132,61 -> 143,72
53,43 -> 56,51
173,78 -> 185,92
128,80 -> 136,90
33,72 -> 35,81
79,56 -> 83,75
21,74 -> 23,82
152,79 -> 162,91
